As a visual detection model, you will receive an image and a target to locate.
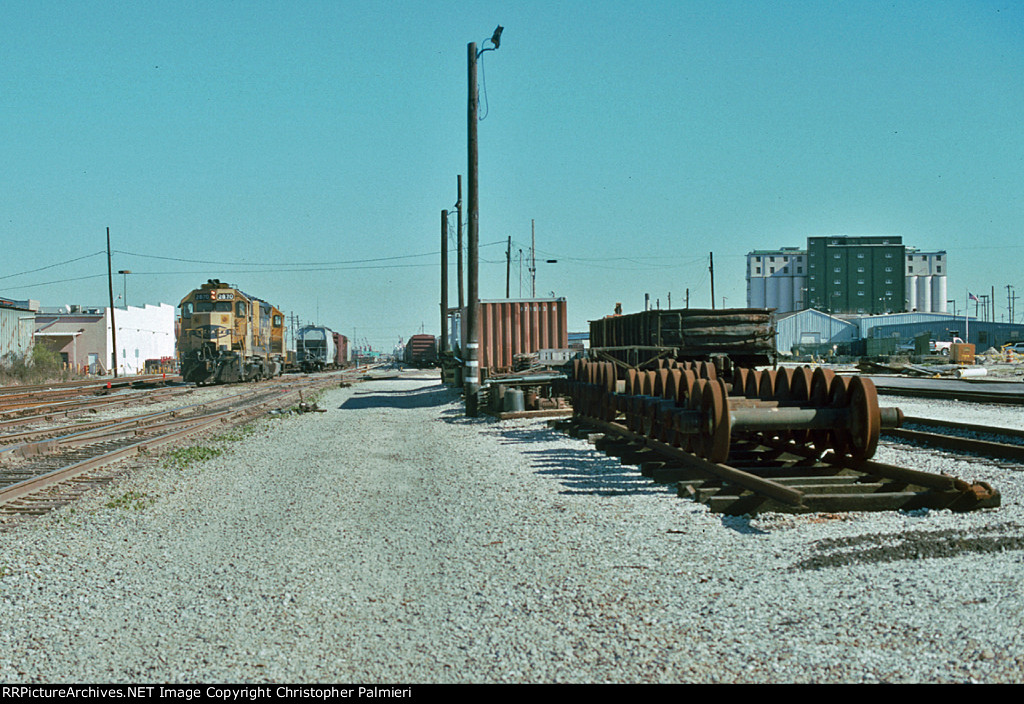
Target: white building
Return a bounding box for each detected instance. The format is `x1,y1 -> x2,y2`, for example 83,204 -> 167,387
905,249 -> 947,313
35,303 -> 176,375
746,247 -> 807,314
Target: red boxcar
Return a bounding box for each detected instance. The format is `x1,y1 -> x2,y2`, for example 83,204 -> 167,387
462,298 -> 568,379
404,334 -> 438,367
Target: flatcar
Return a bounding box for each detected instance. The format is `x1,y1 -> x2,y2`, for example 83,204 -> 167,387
297,325 -> 350,372
178,279 -> 286,384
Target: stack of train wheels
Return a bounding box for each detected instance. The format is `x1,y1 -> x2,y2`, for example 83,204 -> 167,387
569,360 -> 882,466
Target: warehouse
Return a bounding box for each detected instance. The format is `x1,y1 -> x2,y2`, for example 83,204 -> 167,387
34,303 -> 176,375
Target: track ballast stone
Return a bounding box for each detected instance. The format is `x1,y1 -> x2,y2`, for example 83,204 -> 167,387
0,373 -> 1022,683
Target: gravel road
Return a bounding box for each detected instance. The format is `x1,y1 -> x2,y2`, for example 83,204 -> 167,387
0,372 -> 1021,683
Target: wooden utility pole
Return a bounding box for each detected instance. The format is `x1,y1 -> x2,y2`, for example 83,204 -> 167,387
709,252 -> 716,310
441,209 -> 449,353
506,235 -> 511,298
106,227 -> 118,378
465,26 -> 501,417
456,175 -> 464,310
530,219 -> 536,298
466,41 -> 481,416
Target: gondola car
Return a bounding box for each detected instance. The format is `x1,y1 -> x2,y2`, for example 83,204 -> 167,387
178,279 -> 286,384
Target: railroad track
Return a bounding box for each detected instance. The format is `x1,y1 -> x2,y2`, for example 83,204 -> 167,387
883,416 -> 1024,465
557,360 -> 1000,515
0,372 -> 355,519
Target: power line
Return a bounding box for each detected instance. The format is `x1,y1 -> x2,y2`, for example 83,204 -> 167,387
0,251 -> 106,281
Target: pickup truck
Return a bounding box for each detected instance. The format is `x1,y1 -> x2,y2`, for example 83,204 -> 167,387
931,337 -> 965,355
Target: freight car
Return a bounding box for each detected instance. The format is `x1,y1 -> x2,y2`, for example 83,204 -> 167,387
588,307 -> 776,371
297,325 -> 350,372
403,334 -> 438,368
178,280 -> 286,384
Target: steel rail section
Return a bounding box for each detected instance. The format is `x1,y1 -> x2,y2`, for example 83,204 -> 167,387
0,383 -> 316,509
883,428 -> 1024,463
572,415 -> 806,507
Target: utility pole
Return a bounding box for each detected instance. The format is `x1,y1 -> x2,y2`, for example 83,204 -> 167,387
456,175 -> 464,310
440,209 -> 449,353
518,249 -> 523,297
530,219 -> 536,298
709,252 -> 716,310
465,25 -> 502,417
506,235 -> 511,298
106,227 -> 118,378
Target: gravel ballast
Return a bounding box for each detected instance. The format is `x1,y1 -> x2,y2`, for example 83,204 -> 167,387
0,373 -> 1022,683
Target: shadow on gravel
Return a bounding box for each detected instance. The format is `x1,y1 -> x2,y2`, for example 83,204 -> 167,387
340,384 -> 458,410
483,423 -> 675,498
792,522 -> 1024,571
718,516 -> 770,535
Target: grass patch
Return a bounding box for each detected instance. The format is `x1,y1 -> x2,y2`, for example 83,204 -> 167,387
105,490 -> 153,511
163,445 -> 224,471
210,424 -> 257,443
160,421 -> 258,471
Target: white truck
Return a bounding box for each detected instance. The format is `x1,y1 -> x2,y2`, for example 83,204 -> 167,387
931,337 -> 965,355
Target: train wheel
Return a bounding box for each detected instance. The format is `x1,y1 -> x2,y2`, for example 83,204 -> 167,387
847,376 -> 881,461
703,379 -> 731,464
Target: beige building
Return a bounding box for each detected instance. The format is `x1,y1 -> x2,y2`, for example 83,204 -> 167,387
34,303 -> 176,375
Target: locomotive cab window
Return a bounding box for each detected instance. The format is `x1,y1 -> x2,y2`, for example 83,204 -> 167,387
182,302 -> 193,318
236,301 -> 247,317
273,315 -> 283,327
215,301 -> 232,313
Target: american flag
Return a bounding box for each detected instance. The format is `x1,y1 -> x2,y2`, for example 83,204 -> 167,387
969,292 -> 979,302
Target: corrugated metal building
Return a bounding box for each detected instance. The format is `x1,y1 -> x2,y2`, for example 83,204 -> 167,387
775,309 -> 1024,354
854,311 -> 965,339
774,309 -> 858,355
0,300 -> 37,365
867,318 -> 1024,351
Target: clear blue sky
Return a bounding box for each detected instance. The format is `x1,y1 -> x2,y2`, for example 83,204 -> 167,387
2,1 -> 1021,350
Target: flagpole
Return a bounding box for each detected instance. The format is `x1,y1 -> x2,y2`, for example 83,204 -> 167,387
965,290 -> 970,343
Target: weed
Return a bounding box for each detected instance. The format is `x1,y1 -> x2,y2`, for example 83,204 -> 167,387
0,344 -> 76,385
163,445 -> 224,471
211,424 -> 257,443
105,490 -> 153,511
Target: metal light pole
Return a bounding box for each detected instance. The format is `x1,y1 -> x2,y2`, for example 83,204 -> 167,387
465,25 -> 502,417
118,270 -> 131,307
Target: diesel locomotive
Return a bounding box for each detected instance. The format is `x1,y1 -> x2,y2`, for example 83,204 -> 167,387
178,279 -> 286,384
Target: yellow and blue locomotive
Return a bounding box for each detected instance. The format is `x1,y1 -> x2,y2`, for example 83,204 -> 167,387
178,279 -> 286,384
